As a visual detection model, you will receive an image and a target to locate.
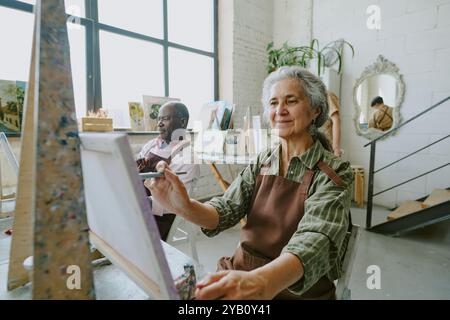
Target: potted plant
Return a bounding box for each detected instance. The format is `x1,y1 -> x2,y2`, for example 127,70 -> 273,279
266,38 -> 354,76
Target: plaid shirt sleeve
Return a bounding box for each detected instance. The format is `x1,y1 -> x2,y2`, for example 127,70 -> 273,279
201,151 -> 271,237
281,160 -> 354,295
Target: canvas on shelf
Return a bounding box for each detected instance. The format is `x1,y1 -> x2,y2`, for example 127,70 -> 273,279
198,101 -> 234,131
142,95 -> 180,131
0,79 -> 26,135
128,102 -> 145,131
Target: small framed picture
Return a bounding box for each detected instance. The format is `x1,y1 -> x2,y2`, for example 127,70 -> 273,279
142,95 -> 180,131
0,79 -> 26,136
128,102 -> 145,131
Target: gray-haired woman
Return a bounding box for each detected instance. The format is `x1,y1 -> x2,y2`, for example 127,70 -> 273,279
146,66 -> 354,300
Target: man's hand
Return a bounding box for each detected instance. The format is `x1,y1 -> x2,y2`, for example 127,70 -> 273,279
195,270 -> 272,300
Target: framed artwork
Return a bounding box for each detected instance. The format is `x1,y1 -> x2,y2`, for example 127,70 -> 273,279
128,102 -> 145,131
0,132 -> 19,218
0,80 -> 26,136
142,95 -> 180,131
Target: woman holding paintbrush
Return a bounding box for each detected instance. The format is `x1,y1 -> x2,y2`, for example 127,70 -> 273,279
146,66 -> 353,300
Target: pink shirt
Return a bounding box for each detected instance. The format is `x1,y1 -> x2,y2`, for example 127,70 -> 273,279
139,136 -> 200,216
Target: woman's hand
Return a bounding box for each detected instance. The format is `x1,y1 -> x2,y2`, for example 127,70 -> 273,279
144,161 -> 191,215
195,270 -> 272,300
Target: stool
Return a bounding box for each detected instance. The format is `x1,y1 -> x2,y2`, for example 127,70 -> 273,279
351,165 -> 365,208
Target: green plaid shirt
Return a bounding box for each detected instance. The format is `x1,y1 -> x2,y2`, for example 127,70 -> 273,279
203,140 -> 354,296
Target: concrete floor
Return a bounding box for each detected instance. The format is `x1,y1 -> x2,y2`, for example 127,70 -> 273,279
173,203 -> 450,300
1,203 -> 449,299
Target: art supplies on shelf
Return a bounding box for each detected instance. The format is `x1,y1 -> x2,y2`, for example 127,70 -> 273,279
81,108 -> 113,132
194,129 -> 227,155
200,101 -> 234,130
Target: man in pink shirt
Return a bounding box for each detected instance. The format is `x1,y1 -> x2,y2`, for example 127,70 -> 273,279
137,102 -> 200,241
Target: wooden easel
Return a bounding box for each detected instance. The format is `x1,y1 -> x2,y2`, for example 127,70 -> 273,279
7,0 -> 94,299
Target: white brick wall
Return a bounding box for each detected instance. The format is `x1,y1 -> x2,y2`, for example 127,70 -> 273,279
310,0 -> 450,207
231,0 -> 273,128
273,0 -> 312,48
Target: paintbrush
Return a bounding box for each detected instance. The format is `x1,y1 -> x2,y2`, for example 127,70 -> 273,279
139,171 -> 187,180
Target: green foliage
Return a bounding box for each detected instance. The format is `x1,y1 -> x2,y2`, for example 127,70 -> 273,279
266,39 -> 354,75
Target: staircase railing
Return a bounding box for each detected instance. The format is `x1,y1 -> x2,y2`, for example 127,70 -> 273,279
365,96 -> 450,229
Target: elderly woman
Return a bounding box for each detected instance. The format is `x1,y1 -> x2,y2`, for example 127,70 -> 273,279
146,66 -> 354,300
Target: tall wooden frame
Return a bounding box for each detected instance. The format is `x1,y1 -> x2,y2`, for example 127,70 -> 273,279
8,0 -> 94,299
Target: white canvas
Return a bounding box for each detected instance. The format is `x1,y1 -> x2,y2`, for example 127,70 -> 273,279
79,132 -> 180,299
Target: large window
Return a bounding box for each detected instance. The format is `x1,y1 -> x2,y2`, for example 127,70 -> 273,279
97,0 -> 163,39
169,48 -> 214,126
0,1 -> 88,122
0,6 -> 34,82
168,0 -> 213,52
99,31 -> 165,127
0,0 -> 217,129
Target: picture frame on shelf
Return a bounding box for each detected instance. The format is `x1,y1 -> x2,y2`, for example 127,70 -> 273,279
142,95 -> 180,132
0,79 -> 26,137
128,102 -> 145,131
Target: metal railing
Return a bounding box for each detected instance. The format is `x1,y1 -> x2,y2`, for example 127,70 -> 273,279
365,96 -> 450,229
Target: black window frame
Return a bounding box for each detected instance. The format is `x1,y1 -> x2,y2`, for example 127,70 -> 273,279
0,0 -> 218,118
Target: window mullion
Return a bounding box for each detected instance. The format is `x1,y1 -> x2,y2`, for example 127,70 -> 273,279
86,0 -> 102,111
163,0 -> 169,97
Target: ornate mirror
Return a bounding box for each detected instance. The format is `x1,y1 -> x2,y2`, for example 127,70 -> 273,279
353,55 -> 405,140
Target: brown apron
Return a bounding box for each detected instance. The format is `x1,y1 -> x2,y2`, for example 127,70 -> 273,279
217,159 -> 346,300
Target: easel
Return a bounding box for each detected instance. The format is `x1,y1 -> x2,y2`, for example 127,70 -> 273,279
7,0 -> 94,299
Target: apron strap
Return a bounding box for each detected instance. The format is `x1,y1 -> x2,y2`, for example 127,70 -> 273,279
299,169 -> 315,196
304,162 -> 350,232
316,161 -> 352,233
317,161 -> 346,188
